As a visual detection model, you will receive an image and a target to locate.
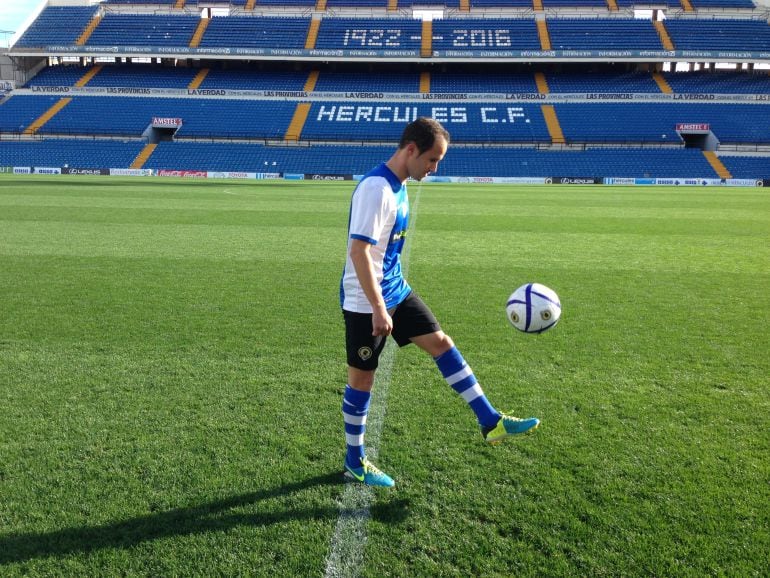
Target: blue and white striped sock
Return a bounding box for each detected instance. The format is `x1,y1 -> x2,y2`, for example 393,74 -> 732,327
342,385 -> 370,469
435,347 -> 500,428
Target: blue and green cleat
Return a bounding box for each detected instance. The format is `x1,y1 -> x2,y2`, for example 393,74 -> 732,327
344,456 -> 395,488
482,413 -> 540,444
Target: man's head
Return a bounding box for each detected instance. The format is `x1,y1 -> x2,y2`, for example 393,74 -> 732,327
397,118 -> 450,182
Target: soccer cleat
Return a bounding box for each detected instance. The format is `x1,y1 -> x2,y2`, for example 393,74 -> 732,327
344,456 -> 395,488
482,413 -> 540,444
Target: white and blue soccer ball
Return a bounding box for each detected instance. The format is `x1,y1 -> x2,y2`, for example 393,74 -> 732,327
506,283 -> 561,334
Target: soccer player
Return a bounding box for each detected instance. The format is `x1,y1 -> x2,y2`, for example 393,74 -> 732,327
340,118 -> 540,487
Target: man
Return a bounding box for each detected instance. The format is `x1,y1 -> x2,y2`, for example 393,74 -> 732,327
340,118 -> 539,488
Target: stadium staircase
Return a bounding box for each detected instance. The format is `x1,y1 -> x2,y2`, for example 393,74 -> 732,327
535,72 -> 549,94
537,19 -> 551,51
460,0 -> 471,11
304,70 -> 319,92
533,0 -> 544,12
188,68 -> 210,90
245,0 -> 257,9
285,103 -> 311,141
131,143 -> 157,169
652,72 -> 673,94
680,0 -> 695,12
305,19 -> 321,50
654,21 -> 675,51
76,14 -> 101,46
703,151 -> 732,178
387,0 -> 398,11
421,21 -> 432,57
315,0 -> 327,11
189,17 -> 210,49
541,105 -> 565,145
75,65 -> 102,87
23,98 -> 71,136
606,0 -> 619,11
420,72 -> 430,94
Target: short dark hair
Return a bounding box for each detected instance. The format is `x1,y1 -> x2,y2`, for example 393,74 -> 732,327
398,117 -> 450,154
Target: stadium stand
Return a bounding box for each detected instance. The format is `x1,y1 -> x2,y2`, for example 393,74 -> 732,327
431,19 -> 541,52
662,71 -> 770,94
555,103 -> 770,144
199,17 -> 311,50
139,142 -> 722,178
430,71 -> 539,93
2,0 -> 770,180
544,71 -> 663,94
0,139 -> 143,168
12,6 -> 97,47
547,19 -> 663,51
718,156 -> 770,178
86,14 -> 201,48
665,19 -> 770,52
314,18 -> 422,52
313,72 -> 420,93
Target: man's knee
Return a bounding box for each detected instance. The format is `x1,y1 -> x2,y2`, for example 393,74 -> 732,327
412,331 -> 455,357
348,367 -> 376,391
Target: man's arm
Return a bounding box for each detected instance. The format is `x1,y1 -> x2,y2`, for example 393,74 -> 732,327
349,239 -> 393,337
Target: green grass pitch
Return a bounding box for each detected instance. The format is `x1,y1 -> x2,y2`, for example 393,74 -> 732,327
1,174 -> 768,576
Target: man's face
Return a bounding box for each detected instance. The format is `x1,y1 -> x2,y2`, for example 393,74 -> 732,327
406,136 -> 448,181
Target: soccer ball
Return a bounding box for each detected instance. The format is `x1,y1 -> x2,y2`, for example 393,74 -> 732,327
506,283 -> 561,334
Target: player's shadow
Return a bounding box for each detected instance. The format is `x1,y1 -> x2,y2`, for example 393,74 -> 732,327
0,471 -> 410,565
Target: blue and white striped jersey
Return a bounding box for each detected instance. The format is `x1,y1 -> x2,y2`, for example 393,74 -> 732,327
340,163 -> 411,313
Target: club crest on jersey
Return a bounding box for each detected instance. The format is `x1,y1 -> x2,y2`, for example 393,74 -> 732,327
358,347 -> 373,361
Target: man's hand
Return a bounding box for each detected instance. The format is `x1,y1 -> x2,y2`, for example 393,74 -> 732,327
372,305 -> 393,337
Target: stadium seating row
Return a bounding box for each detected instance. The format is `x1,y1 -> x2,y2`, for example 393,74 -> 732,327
13,10 -> 770,54
0,139 -> 765,178
2,95 -> 768,144
24,65 -> 770,95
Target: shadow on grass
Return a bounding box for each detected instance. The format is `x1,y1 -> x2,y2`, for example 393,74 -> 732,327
0,471 -> 410,565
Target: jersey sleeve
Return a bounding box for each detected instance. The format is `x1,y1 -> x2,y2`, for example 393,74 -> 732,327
348,177 -> 391,245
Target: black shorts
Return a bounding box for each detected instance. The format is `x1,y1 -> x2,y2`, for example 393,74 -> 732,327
343,291 -> 441,371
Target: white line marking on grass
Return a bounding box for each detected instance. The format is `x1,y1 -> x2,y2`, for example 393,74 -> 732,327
324,183 -> 423,578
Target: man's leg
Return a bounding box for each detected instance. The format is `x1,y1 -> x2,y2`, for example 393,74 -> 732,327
344,368 -> 374,469
411,331 -> 540,442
